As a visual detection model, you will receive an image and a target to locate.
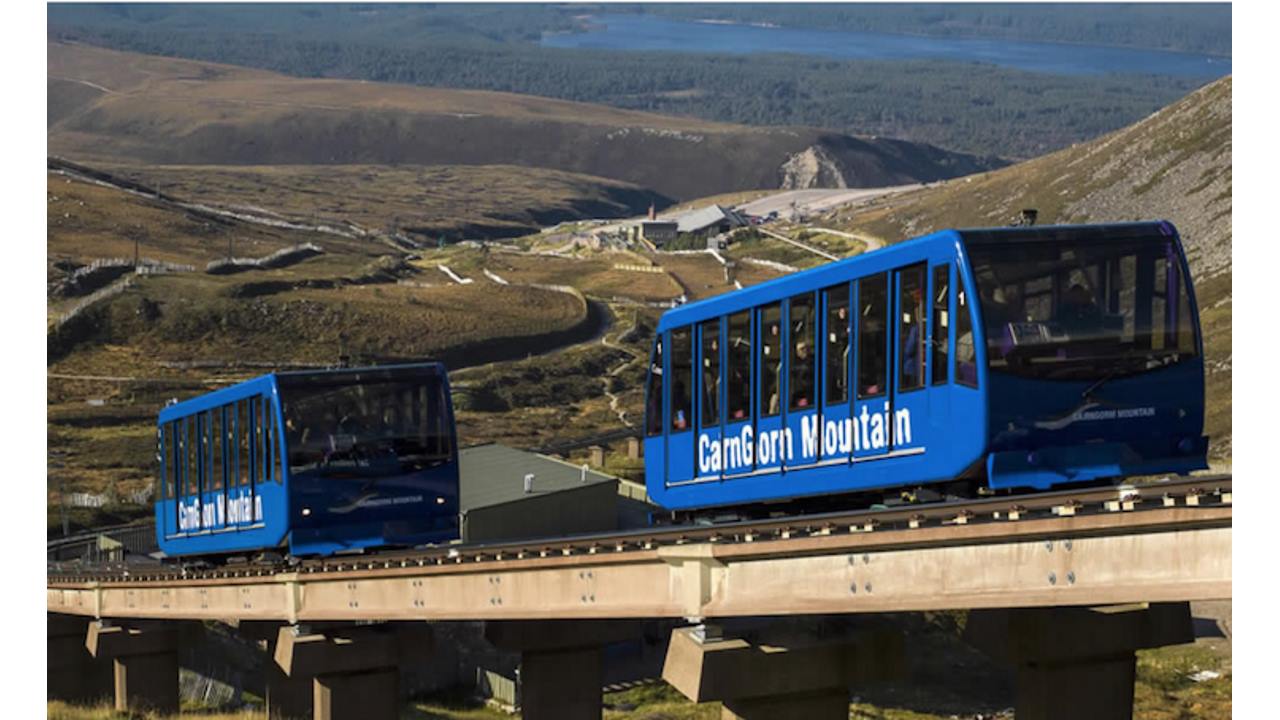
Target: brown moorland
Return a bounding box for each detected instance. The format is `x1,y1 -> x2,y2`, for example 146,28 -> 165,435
48,42 -> 1002,202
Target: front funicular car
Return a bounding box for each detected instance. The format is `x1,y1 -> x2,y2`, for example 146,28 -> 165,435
961,222 -> 1207,489
279,364 -> 460,555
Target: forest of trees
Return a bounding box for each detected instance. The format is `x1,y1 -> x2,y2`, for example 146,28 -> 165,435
48,3 -> 1225,158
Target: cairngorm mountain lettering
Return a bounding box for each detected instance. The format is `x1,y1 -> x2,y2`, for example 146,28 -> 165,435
698,404 -> 912,475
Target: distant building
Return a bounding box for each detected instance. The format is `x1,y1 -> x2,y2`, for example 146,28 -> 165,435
671,204 -> 747,240
625,220 -> 678,248
640,221 -> 678,246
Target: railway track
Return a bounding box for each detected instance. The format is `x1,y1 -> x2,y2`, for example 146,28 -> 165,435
48,475 -> 1230,587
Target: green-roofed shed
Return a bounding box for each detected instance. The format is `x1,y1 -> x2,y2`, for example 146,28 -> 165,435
459,443 -> 637,543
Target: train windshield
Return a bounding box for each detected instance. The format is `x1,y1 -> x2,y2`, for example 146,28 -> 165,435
278,368 -> 454,478
965,230 -> 1198,381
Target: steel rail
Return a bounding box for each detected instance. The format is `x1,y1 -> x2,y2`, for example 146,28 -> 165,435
48,475 -> 1229,587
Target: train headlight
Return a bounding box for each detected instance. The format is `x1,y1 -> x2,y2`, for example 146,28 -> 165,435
1026,451 -> 1041,466
436,497 -> 446,505
301,507 -> 312,517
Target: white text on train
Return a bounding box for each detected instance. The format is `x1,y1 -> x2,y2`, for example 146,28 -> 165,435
698,404 -> 912,475
178,493 -> 263,532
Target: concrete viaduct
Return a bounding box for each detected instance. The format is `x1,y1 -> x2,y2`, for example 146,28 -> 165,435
48,477 -> 1231,720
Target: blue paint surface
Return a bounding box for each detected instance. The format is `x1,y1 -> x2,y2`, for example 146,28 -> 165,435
644,222 -> 1208,511
155,363 -> 460,558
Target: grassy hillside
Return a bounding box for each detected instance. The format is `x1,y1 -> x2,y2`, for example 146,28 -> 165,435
99,163 -> 670,242
827,77 -> 1232,459
47,171 -> 596,516
48,42 -> 1002,202
49,169 -> 330,273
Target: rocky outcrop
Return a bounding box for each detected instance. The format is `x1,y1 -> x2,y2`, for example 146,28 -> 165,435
779,145 -> 849,189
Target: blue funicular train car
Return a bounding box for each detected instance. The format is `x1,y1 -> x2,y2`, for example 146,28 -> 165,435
155,363 -> 460,558
643,222 -> 1207,514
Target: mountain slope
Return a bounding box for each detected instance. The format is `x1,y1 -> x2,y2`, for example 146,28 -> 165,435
832,76 -> 1232,457
48,42 -> 1002,201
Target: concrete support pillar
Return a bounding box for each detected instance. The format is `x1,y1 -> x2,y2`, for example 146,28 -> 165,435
521,645 -> 603,719
266,640 -> 316,719
662,619 -> 904,720
485,619 -> 645,720
965,602 -> 1195,720
85,620 -> 180,714
721,689 -> 850,720
235,620 -> 313,719
47,613 -> 113,704
314,669 -> 400,720
233,620 -> 313,719
273,623 -> 432,720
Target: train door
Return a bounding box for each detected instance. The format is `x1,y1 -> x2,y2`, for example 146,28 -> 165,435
784,292 -> 819,468
853,274 -> 891,459
755,302 -> 785,473
160,420 -> 181,538
819,283 -> 853,463
694,319 -> 723,482
892,264 -> 930,453
666,327 -> 696,486
644,336 -> 666,488
723,311 -> 754,477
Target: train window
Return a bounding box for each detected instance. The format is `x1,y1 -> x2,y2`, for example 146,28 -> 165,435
671,328 -> 693,432
1177,270 -> 1196,354
175,420 -> 185,498
245,399 -> 258,487
425,378 -> 455,463
824,285 -> 851,404
645,337 -> 663,436
967,233 -> 1197,381
727,312 -> 752,421
278,373 -> 456,478
186,417 -> 199,496
1115,255 -> 1136,342
160,424 -> 173,500
263,398 -> 280,483
155,429 -> 163,501
899,267 -> 927,392
700,320 -> 721,426
955,269 -> 978,387
1152,260 -> 1168,350
210,408 -> 224,491
236,400 -> 249,487
223,405 -> 235,489
257,398 -> 268,483
789,293 -> 817,411
932,266 -> 950,385
759,303 -> 783,416
226,406 -> 236,489
644,341 -> 662,436
857,275 -> 888,398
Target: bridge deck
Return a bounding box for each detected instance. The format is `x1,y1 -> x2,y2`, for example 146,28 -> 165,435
48,478 -> 1231,622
